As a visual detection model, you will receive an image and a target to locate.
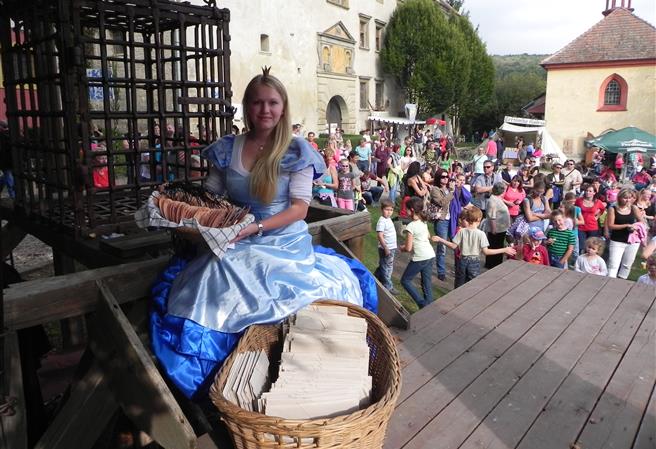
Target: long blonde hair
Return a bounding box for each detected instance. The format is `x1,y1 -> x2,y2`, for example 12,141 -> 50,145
242,72 -> 292,203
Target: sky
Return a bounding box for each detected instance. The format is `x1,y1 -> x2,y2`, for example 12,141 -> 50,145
464,0 -> 656,55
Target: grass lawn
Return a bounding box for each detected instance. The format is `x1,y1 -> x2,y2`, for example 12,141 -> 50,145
627,253 -> 648,281
361,205 -> 449,314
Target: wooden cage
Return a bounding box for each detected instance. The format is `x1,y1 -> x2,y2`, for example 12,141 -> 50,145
0,0 -> 232,237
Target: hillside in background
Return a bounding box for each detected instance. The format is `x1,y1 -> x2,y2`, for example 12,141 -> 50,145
492,54 -> 548,80
468,54 -> 549,136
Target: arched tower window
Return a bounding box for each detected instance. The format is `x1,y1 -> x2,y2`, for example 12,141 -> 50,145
598,73 -> 628,111
604,80 -> 621,105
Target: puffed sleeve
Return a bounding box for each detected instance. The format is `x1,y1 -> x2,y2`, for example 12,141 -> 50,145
280,137 -> 326,180
201,136 -> 235,195
288,166 -> 314,204
201,135 -> 235,170
204,165 -> 225,195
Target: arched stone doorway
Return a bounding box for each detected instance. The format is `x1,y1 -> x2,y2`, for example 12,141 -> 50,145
326,95 -> 347,133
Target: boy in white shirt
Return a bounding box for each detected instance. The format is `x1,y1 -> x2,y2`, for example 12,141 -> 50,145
375,200 -> 398,294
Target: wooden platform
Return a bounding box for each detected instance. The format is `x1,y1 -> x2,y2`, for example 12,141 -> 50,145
386,260 -> 655,449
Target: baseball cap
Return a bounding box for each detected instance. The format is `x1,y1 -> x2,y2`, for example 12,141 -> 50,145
528,227 -> 547,241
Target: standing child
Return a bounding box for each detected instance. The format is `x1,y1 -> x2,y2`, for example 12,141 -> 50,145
637,254 -> 656,286
521,227 -> 550,265
575,237 -> 608,276
561,192 -> 584,264
606,182 -> 620,208
546,210 -> 576,268
399,197 -> 436,309
374,200 -> 398,294
336,158 -> 356,210
433,207 -> 516,288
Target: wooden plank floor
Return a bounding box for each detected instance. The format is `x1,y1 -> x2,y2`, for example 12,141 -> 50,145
387,259 -> 656,449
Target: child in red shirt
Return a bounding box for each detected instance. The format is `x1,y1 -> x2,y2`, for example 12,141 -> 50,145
521,227 -> 550,266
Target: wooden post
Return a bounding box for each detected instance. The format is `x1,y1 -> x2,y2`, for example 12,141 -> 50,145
33,361 -> 118,449
89,280 -> 196,449
346,235 -> 365,261
53,250 -> 86,348
1,332 -> 27,449
320,226 -> 410,329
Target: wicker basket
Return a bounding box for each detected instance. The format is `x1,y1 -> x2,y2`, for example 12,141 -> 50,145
209,300 -> 401,449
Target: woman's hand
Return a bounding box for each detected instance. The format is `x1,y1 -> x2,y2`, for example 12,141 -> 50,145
231,222 -> 258,243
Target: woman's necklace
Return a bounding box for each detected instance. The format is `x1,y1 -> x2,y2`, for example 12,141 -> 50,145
248,133 -> 268,152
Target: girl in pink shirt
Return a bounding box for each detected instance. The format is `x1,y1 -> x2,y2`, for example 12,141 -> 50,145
502,175 -> 526,219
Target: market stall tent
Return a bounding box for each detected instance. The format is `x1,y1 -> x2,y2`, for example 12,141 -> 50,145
585,126 -> 656,154
498,120 -> 568,164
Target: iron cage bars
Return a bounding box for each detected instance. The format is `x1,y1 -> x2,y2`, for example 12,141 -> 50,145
0,0 -> 232,236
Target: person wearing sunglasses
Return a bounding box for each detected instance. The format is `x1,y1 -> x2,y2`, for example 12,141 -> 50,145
562,159 -> 583,195
428,168 -> 454,281
471,162 -> 496,217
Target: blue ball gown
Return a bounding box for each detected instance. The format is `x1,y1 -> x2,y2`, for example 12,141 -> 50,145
150,135 -> 378,398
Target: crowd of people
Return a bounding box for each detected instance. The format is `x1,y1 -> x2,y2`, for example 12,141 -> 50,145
306,127 -> 456,213
303,129 -> 656,309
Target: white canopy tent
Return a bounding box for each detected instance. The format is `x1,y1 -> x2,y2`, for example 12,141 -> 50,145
367,115 -> 427,140
498,122 -> 567,164
367,116 -> 426,126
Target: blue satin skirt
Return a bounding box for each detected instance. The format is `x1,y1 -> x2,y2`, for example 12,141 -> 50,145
150,246 -> 378,399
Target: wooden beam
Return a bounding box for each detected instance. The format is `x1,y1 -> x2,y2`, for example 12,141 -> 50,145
320,226 -> 410,329
89,281 -> 196,449
346,235 -> 365,261
1,333 -> 27,449
308,211 -> 371,245
0,206 -> 128,269
53,250 -> 86,349
3,256 -> 169,331
98,230 -> 171,259
33,361 -> 118,449
306,203 -> 352,223
0,223 -> 26,259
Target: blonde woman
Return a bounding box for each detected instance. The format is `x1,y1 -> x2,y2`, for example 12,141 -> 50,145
152,70 -> 368,398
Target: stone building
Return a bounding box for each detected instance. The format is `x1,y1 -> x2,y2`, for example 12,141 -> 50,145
541,0 -> 656,159
209,0 -> 453,135
0,0 -> 457,135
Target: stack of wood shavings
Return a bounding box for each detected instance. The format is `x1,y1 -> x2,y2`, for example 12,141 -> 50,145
259,304 -> 372,419
222,350 -> 270,412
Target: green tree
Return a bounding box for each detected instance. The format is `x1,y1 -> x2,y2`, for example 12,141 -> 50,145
468,55 -> 548,137
446,0 -> 465,12
380,0 -> 469,117
494,71 -> 546,121
448,14 -> 495,138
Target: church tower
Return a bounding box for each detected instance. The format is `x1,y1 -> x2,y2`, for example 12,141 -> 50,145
603,0 -> 635,16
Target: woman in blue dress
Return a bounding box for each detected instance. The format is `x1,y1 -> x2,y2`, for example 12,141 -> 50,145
151,70 -> 375,398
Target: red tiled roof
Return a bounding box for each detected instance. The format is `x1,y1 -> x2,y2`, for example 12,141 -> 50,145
522,93 -> 546,115
526,101 -> 545,115
541,8 -> 656,67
